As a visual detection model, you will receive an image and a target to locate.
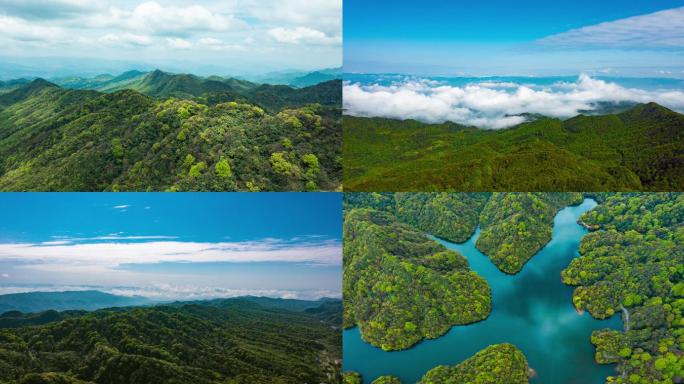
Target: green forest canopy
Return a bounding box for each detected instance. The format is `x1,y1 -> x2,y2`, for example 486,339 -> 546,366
343,103 -> 684,191
0,72 -> 341,191
0,298 -> 342,384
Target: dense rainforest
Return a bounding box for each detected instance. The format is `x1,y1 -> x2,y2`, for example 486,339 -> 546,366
343,343 -> 529,384
0,297 -> 342,384
343,103 -> 684,191
0,70 -> 341,191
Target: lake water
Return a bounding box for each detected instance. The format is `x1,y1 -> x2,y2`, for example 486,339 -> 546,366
343,198 -> 622,383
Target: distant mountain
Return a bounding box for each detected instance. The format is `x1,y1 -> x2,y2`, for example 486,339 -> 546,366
242,67 -> 342,88
49,69 -> 342,112
344,102 -> 684,191
0,290 -> 151,314
0,76 -> 341,191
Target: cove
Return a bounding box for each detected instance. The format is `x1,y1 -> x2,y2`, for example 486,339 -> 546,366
343,198 -> 622,383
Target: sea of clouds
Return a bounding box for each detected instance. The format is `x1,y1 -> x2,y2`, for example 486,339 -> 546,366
343,74 -> 684,129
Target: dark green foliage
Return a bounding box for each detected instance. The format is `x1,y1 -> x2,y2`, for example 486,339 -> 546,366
561,193 -> 684,383
418,343 -> 530,384
0,298 -> 341,384
0,80 -> 341,191
343,103 -> 684,191
0,291 -> 150,314
395,193 -> 491,243
343,208 -> 491,351
476,193 -> 583,274
0,310 -> 87,329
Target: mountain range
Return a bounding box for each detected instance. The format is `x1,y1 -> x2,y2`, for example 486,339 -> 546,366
0,293 -> 342,384
0,70 -> 341,191
344,102 -> 684,191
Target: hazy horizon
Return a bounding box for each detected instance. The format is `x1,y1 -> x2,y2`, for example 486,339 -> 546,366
0,0 -> 342,79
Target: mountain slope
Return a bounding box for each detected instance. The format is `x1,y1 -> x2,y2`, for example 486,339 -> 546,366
0,298 -> 341,384
0,291 -> 151,314
343,103 -> 684,191
0,80 -> 341,191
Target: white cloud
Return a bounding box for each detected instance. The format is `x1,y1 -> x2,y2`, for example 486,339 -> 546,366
538,6 -> 684,49
1,274 -> 8,278
268,27 -> 340,45
166,37 -> 192,49
0,15 -> 67,42
120,1 -> 244,36
99,33 -> 152,46
112,204 -> 130,209
197,37 -> 245,51
0,237 -> 342,273
343,74 -> 684,129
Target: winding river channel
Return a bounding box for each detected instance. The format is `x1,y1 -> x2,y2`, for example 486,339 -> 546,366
343,198 -> 622,383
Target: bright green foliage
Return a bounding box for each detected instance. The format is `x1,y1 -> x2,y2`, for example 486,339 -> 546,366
418,344 -> 530,384
0,79 -> 340,191
476,193 -> 583,274
0,298 -> 342,384
343,103 -> 684,191
371,376 -> 402,384
342,372 -> 363,384
561,193 -> 684,383
214,158 -> 232,179
343,208 -> 491,351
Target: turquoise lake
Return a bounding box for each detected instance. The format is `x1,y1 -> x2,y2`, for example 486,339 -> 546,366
343,198 -> 622,383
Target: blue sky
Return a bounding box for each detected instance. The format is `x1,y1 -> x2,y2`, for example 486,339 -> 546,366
0,0 -> 341,78
344,0 -> 684,76
0,193 -> 342,300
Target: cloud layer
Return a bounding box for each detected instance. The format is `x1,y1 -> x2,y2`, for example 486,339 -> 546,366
538,6 -> 684,49
343,74 -> 684,129
0,0 -> 341,74
0,284 -> 339,300
0,236 -> 342,274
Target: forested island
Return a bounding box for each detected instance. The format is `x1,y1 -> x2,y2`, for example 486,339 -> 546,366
343,192 -> 683,383
343,104 -> 684,191
0,70 -> 341,191
0,295 -> 342,384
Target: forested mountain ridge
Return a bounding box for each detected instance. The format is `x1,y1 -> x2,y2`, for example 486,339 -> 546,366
0,297 -> 342,384
0,77 -> 341,191
344,103 -> 684,191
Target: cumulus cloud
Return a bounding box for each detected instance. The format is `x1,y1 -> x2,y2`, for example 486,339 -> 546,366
120,1 -> 244,36
112,204 -> 130,209
0,236 -> 342,273
0,14 -> 67,42
538,6 -> 684,49
166,37 -> 192,49
343,74 -> 684,129
268,27 -> 340,45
